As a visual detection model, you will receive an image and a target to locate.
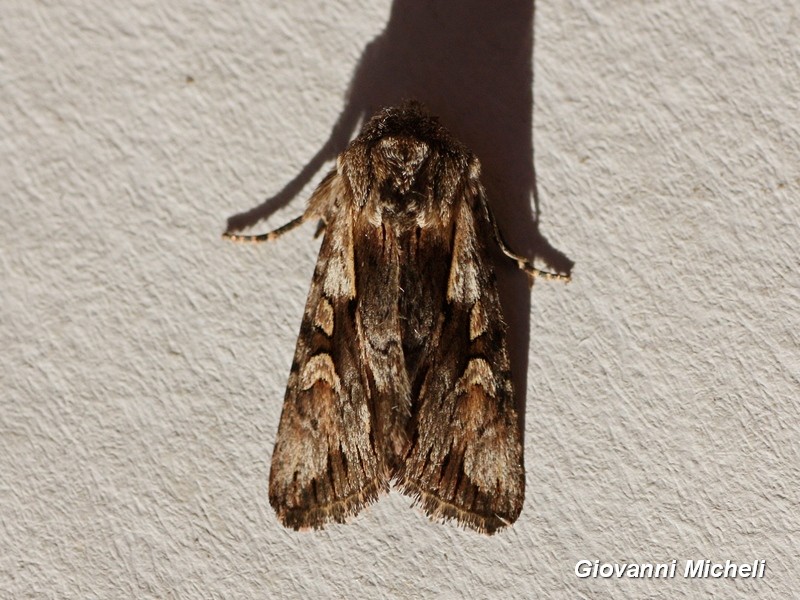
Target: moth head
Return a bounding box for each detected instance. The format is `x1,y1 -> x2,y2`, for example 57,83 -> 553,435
339,102 -> 473,225
339,134 -> 433,219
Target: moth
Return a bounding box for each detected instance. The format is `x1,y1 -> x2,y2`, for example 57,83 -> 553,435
225,102 -> 568,534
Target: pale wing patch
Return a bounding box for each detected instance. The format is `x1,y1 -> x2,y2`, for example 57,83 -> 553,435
314,298 -> 335,336
463,426 -> 522,495
459,357 -> 494,388
469,302 -> 488,340
453,358 -> 498,430
447,204 -> 481,303
300,353 -> 341,392
322,213 -> 356,299
454,358 -> 520,495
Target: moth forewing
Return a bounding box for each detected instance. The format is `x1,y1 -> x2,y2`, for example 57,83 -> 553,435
225,101 -> 567,533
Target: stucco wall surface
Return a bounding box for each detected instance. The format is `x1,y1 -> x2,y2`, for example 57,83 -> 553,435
2,1 -> 798,598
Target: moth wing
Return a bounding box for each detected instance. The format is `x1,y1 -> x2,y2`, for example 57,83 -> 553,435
398,193 -> 525,534
268,201 -> 389,529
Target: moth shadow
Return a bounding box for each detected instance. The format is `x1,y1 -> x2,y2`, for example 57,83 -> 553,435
226,0 -> 574,442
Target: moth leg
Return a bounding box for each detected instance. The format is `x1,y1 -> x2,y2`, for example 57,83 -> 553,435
224,170 -> 338,243
480,196 -> 570,282
313,220 -> 327,239
222,214 -> 306,243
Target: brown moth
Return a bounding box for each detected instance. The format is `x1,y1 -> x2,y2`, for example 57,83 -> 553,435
225,102 -> 568,534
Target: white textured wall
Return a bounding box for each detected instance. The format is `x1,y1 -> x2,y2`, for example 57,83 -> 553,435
2,1 -> 798,598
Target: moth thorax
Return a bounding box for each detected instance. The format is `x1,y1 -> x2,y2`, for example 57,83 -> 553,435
372,136 -> 432,226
